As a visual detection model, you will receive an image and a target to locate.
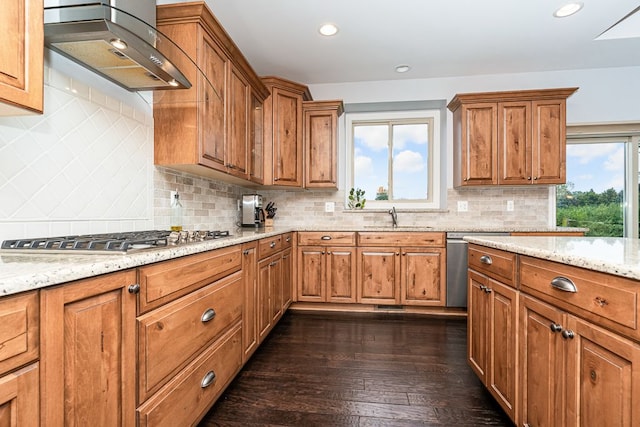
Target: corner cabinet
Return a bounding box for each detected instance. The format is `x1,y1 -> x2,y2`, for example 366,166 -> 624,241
259,77 -> 312,187
448,88 -> 578,187
0,0 -> 43,115
154,2 -> 269,184
302,100 -> 344,188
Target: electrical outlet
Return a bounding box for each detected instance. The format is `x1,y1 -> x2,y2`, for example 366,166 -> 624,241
507,200 -> 514,212
237,199 -> 241,211
325,202 -> 335,212
457,201 -> 468,212
170,191 -> 177,204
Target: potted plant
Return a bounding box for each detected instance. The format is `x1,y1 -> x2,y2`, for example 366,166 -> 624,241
348,188 -> 366,209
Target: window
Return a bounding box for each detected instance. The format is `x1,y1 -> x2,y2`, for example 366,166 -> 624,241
556,124 -> 640,237
347,109 -> 442,209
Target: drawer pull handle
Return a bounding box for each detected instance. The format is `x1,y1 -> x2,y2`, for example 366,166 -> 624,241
595,296 -> 608,307
243,249 -> 250,255
286,237 -> 291,242
321,236 -> 332,240
561,329 -> 575,340
269,261 -> 277,267
270,242 -> 276,248
549,323 -> 563,333
550,276 -> 577,293
201,371 -> 216,388
127,284 -> 140,294
201,308 -> 216,323
479,255 -> 492,265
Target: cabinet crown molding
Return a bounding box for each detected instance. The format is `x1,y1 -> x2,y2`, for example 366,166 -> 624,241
447,87 -> 579,112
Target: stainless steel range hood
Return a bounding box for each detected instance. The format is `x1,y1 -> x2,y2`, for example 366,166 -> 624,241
44,0 -> 191,91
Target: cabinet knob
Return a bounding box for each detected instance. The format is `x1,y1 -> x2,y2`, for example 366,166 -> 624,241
270,242 -> 276,248
201,308 -> 216,323
243,249 -> 250,255
201,370 -> 217,388
395,252 -> 400,256
561,329 -> 575,340
527,176 -> 532,181
127,284 -> 140,294
484,287 -> 492,294
549,323 -> 563,333
286,237 -> 291,242
533,176 -> 538,180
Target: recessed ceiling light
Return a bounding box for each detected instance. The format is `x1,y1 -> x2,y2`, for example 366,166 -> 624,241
554,2 -> 583,18
319,23 -> 339,36
395,65 -> 411,73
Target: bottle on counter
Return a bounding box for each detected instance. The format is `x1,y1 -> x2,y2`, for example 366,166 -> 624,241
170,190 -> 183,232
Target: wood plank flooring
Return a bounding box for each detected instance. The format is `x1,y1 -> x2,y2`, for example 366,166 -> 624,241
198,312 -> 512,426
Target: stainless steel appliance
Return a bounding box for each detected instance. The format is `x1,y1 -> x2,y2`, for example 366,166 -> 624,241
1,230 -> 231,254
242,194 -> 265,228
446,231 -> 509,307
43,0 -> 191,91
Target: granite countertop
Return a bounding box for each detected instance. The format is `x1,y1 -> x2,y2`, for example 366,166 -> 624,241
0,226 -> 586,297
465,236 -> 640,280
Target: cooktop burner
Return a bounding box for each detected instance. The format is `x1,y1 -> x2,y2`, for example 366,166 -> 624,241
1,230 -> 232,254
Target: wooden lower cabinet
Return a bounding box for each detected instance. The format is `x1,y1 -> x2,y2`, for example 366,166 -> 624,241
467,269 -> 518,422
257,243 -> 292,343
297,246 -> 357,303
357,247 -> 400,304
0,363 -> 39,426
40,270 -> 137,427
520,294 -> 640,427
242,241 -> 259,362
137,324 -> 242,427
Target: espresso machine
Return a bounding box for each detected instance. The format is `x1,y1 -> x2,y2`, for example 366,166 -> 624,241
241,194 -> 265,228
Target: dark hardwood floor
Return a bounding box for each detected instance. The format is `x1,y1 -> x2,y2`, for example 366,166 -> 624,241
199,311 -> 512,427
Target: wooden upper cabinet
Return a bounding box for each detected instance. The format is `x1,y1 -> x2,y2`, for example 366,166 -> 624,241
0,0 -> 43,115
261,77 -> 312,187
303,100 -> 344,189
448,88 -> 577,187
154,2 -> 269,184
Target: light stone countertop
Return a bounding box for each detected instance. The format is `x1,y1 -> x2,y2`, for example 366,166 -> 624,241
0,226 -> 586,297
464,236 -> 640,280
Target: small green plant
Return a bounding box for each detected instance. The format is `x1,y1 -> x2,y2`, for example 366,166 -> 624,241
348,188 -> 366,209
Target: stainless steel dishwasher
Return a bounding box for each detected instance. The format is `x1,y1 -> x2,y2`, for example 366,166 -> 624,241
446,232 -> 509,307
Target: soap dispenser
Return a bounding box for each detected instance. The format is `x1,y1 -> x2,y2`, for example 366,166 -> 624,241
170,190 -> 183,231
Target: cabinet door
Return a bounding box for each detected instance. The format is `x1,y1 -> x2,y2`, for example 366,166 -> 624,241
242,243 -> 258,362
227,66 -> 250,179
250,93 -> 265,184
0,0 -> 43,114
327,247 -> 357,303
272,87 -> 303,186
357,248 -> 400,304
281,248 -> 293,309
531,99 -> 566,184
40,270 -> 137,427
198,29 -> 227,171
400,248 -> 445,306
468,270 -> 490,383
269,254 -> 283,322
297,246 -> 326,302
487,278 -> 518,421
304,108 -> 338,188
565,315 -> 640,427
0,363 -> 39,426
459,103 -> 498,185
257,258 -> 272,342
498,101 -> 531,184
520,294 -> 566,427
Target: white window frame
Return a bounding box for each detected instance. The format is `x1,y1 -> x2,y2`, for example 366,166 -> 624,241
345,109 -> 442,210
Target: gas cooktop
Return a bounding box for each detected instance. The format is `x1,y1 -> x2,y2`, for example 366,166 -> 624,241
1,230 -> 232,254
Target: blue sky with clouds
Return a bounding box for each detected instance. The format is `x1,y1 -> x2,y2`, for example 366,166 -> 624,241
565,142 -> 625,193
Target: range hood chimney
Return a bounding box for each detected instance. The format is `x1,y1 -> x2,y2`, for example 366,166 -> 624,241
44,0 -> 191,91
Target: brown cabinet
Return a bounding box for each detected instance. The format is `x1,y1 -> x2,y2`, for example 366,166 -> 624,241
0,0 -> 43,115
40,270 -> 137,427
302,100 -> 344,188
0,290 -> 40,427
448,88 -> 578,187
242,241 -> 258,363
356,232 -> 446,306
260,77 -> 311,187
468,269 -> 519,422
154,3 -> 269,184
297,232 -> 357,303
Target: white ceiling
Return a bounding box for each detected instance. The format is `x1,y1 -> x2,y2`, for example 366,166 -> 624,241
158,1 -> 640,85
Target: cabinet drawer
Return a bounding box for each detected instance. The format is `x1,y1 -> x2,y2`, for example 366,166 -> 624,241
281,232 -> 293,250
298,231 -> 356,246
520,256 -> 640,341
468,244 -> 516,286
0,291 -> 39,375
137,245 -> 241,313
0,362 -> 39,426
259,235 -> 283,259
137,271 -> 242,401
357,232 -> 445,247
137,324 -> 242,427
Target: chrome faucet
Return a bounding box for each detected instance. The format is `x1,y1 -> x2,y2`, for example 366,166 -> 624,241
389,206 -> 398,227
